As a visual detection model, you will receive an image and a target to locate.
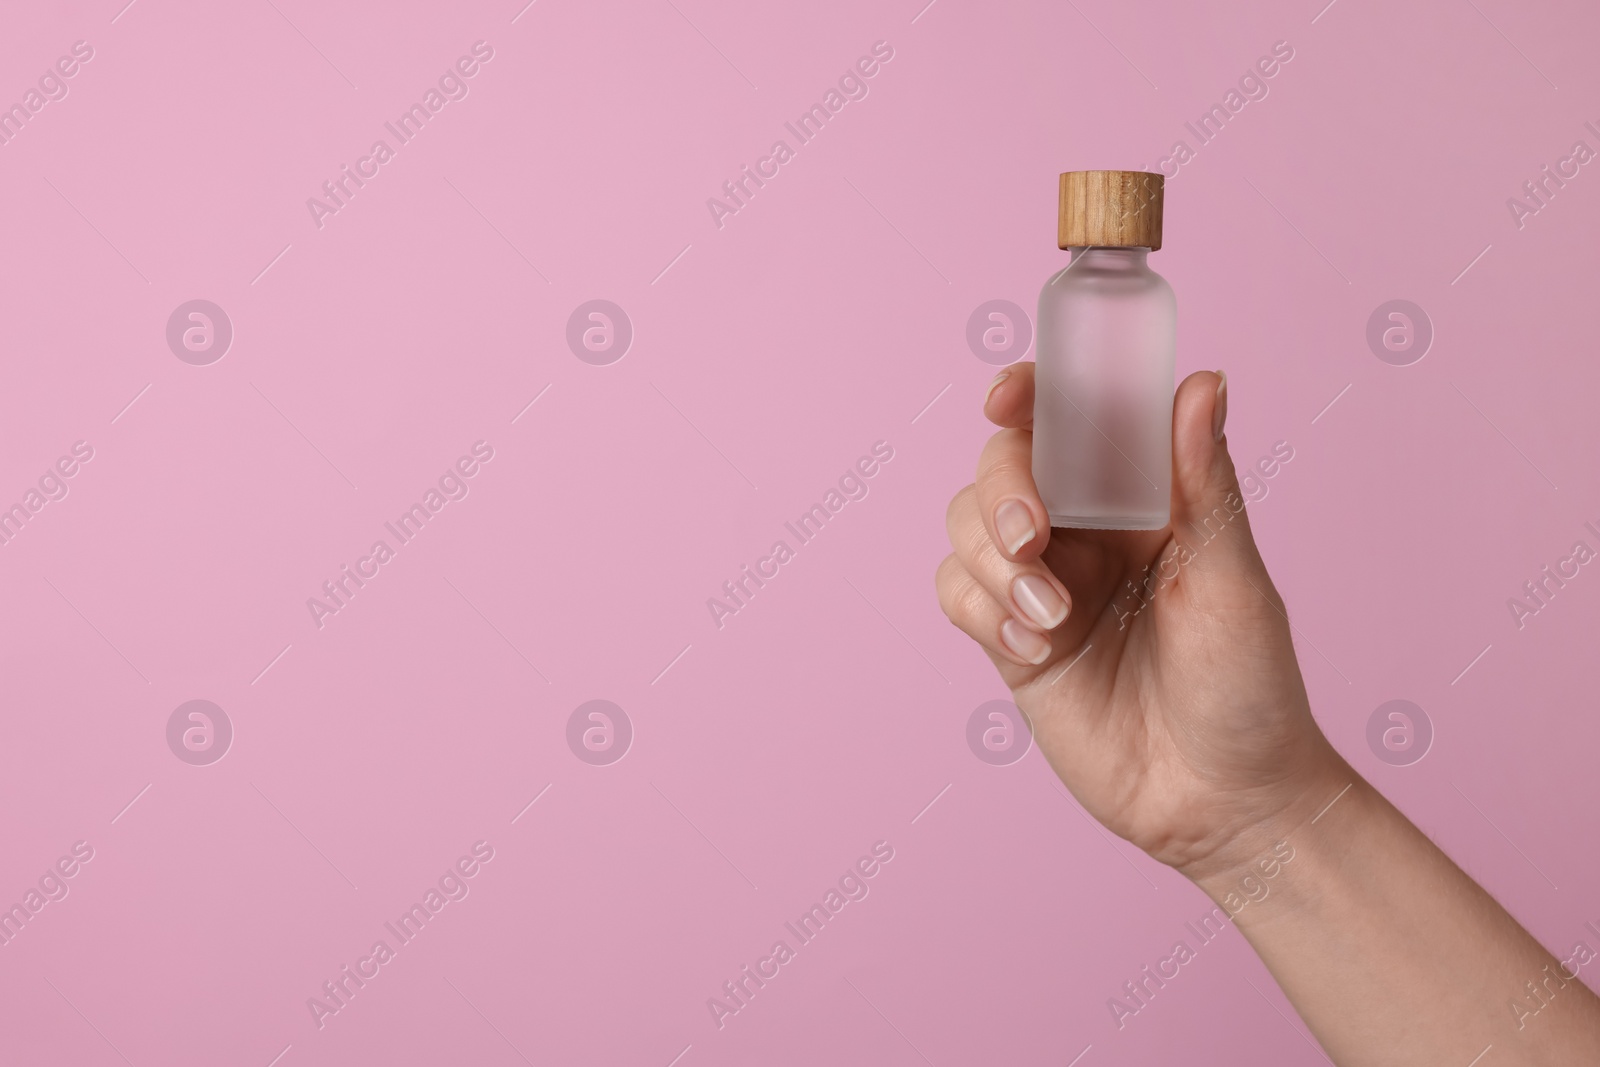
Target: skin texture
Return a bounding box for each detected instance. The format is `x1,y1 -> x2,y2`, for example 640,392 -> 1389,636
937,364 -> 1600,1064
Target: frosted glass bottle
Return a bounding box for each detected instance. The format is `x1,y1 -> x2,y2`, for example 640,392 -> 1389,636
1033,172 -> 1175,530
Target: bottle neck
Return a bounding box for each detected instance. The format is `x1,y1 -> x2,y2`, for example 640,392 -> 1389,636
1067,246 -> 1150,269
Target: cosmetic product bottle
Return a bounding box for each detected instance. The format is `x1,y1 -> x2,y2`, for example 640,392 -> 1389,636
1033,170 -> 1175,530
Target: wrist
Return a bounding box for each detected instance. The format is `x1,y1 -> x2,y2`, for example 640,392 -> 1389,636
1178,742 -> 1360,904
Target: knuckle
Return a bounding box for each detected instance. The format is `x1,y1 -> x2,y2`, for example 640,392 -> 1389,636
935,555 -> 965,609
944,484 -> 977,537
935,556 -> 987,627
969,532 -> 1008,575
977,433 -> 1034,483
950,504 -> 1002,567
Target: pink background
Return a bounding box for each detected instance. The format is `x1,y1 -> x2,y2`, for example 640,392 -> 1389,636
3,0 -> 1598,1063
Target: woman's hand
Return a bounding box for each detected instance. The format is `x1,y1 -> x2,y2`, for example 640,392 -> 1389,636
936,363 -> 1347,882
939,364 -> 1600,1067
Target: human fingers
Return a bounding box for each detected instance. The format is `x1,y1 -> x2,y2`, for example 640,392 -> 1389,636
1168,370 -> 1275,601
983,360 -> 1035,431
946,484 -> 1073,639
976,427 -> 1050,563
935,552 -> 1057,667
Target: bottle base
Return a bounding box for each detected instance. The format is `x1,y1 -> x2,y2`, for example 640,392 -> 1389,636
1048,513 -> 1168,531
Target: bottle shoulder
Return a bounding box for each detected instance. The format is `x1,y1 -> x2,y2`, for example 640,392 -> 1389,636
1039,263 -> 1174,306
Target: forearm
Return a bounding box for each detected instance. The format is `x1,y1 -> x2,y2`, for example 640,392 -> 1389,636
1187,758 -> 1600,1066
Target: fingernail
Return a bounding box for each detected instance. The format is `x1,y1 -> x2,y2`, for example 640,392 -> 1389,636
995,500 -> 1037,555
1013,575 -> 1069,629
1212,370 -> 1228,442
985,371 -> 1011,406
1001,618 -> 1052,665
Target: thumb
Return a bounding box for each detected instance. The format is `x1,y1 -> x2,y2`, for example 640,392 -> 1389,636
1169,370 -> 1267,588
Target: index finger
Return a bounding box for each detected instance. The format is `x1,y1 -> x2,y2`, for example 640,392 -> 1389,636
977,425 -> 1049,563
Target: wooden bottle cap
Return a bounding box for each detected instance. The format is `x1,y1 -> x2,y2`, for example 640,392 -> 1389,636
1058,170 -> 1164,250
